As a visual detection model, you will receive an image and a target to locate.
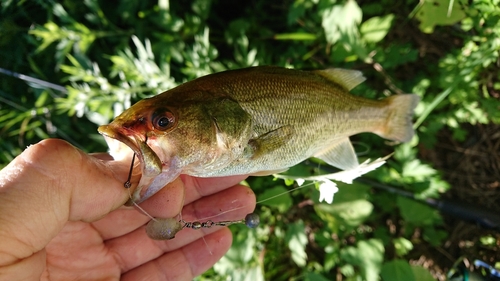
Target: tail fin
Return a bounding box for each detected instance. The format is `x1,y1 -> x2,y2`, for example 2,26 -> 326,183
381,94 -> 420,142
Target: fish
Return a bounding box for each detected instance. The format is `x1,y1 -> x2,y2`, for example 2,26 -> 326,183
98,66 -> 420,205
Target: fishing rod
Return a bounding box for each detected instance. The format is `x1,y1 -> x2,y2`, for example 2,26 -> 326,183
0,67 -> 67,93
0,67 -> 89,149
304,161 -> 500,232
357,177 -> 500,231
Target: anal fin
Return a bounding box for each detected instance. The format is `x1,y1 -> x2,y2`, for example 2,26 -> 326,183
314,138 -> 359,170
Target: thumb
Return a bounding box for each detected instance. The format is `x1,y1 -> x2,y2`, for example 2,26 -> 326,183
0,139 -> 130,267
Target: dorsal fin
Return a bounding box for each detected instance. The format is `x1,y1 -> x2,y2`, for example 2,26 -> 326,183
313,68 -> 366,91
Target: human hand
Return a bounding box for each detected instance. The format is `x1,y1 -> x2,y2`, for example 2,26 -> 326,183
0,139 -> 256,280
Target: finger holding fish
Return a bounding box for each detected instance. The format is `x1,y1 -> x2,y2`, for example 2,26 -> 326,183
142,178 -> 256,240
104,183 -> 255,275
90,176 -> 185,240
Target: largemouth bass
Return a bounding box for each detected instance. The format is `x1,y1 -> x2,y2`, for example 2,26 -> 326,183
98,66 -> 419,205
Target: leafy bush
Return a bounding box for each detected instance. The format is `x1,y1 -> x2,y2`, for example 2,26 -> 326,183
1,0 -> 499,280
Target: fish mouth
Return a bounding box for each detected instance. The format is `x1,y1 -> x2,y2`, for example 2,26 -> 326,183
98,124 -> 163,203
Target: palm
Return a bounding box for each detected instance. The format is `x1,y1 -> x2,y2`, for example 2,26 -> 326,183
0,140 -> 255,281
45,220 -> 123,279
43,176 -> 255,281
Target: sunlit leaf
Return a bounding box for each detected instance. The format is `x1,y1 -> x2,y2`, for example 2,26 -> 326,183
381,260 -> 416,281
360,14 -> 394,43
340,239 -> 384,281
285,220 -> 308,267
402,159 -> 436,181
315,199 -> 373,227
274,32 -> 317,41
414,0 -> 466,33
411,265 -> 437,281
393,237 -> 414,256
322,0 -> 362,44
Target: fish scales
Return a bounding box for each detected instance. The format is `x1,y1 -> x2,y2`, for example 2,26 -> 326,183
98,66 -> 420,205
181,68 -> 389,175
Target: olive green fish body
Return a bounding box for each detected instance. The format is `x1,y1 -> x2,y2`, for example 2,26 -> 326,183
98,66 -> 419,203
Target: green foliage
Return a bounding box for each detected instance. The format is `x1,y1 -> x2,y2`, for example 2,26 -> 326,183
285,220 -> 308,267
257,185 -> 293,213
340,239 -> 384,281
1,0 -> 499,280
413,0 -> 466,33
381,259 -> 416,281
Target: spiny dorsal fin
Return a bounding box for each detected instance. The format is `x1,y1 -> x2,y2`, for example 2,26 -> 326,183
313,68 -> 366,91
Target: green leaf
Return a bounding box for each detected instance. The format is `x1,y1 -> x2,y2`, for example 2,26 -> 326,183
480,235 -> 497,246
285,220 -> 308,267
315,199 -> 373,227
360,14 -> 395,43
397,197 -> 437,225
274,32 -> 317,41
381,260 -> 416,281
322,0 -> 362,44
410,265 -> 437,281
414,0 -> 466,33
401,159 -> 437,181
214,226 -> 264,280
340,239 -> 385,281
221,227 -> 256,265
422,227 -> 447,246
304,272 -> 331,281
393,237 -> 414,257
257,185 -> 293,212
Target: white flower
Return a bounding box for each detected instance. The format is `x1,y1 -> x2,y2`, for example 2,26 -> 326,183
296,179 -> 305,186
318,180 -> 339,204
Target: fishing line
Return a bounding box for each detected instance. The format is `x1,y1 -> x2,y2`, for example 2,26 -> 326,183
140,177 -> 317,241
123,153 -> 157,221
128,187 -> 156,221
122,150 -> 160,222
0,67 -> 68,93
0,71 -> 83,149
193,180 -> 318,225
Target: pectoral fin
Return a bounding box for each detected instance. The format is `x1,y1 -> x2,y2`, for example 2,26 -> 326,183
314,138 -> 359,170
246,125 -> 294,159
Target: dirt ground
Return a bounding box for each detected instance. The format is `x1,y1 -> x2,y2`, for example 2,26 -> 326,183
412,124 -> 500,280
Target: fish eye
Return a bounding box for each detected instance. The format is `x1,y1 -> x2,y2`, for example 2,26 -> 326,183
152,108 -> 176,131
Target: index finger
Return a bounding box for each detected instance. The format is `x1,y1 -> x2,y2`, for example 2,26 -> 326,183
137,174 -> 250,217
181,174 -> 250,204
